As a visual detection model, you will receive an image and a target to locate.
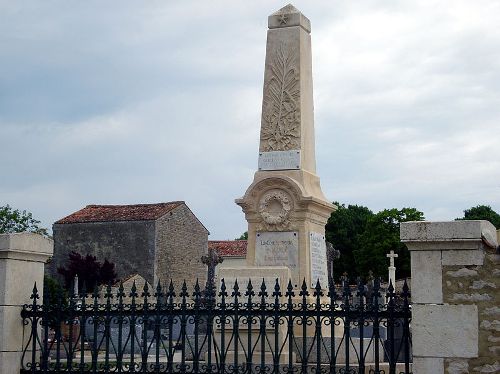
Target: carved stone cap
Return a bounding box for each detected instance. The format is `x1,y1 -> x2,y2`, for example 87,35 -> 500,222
0,232 -> 53,262
268,4 -> 311,33
400,220 -> 498,251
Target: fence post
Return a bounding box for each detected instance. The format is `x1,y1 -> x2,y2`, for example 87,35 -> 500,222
0,233 -> 53,374
401,220 -> 499,374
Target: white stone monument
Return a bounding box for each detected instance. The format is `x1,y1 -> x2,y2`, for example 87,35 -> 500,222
387,250 -> 398,286
235,4 -> 335,289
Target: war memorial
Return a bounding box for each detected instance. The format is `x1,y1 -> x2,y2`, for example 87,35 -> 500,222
0,4 -> 499,374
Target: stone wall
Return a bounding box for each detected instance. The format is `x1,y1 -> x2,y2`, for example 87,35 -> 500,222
155,204 -> 208,289
401,220 -> 499,374
442,247 -> 500,373
51,220 -> 156,284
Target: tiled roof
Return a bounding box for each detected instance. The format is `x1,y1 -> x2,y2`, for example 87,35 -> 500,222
55,202 -> 184,224
209,240 -> 247,257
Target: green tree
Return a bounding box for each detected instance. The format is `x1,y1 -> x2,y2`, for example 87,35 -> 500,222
43,275 -> 67,305
236,231 -> 248,240
0,204 -> 48,236
325,203 -> 374,279
355,208 -> 424,279
456,205 -> 500,228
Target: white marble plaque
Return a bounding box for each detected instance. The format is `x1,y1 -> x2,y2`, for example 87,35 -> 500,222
258,150 -> 301,170
255,231 -> 298,275
309,232 -> 328,288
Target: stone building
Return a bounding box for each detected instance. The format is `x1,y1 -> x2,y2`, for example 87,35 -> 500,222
50,202 -> 209,288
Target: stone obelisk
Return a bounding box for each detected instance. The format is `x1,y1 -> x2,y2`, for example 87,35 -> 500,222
236,4 -> 335,288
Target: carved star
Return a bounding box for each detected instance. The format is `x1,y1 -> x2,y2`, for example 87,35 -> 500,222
278,14 -> 288,25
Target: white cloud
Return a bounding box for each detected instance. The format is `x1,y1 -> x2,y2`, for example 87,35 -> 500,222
0,0 -> 499,238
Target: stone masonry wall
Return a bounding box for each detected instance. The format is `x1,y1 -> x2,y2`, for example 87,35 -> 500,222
443,248 -> 500,373
154,204 -> 208,289
51,220 -> 156,284
401,221 -> 499,374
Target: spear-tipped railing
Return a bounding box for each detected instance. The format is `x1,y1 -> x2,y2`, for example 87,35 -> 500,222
21,277 -> 412,373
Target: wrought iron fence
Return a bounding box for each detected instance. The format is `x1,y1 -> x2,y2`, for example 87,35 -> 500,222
21,278 -> 412,373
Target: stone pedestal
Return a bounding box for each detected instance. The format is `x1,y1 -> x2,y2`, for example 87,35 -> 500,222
0,233 -> 53,374
214,266 -> 294,364
401,220 -> 499,374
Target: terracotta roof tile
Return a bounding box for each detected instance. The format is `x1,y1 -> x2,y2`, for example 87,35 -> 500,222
209,240 -> 247,257
55,202 -> 184,224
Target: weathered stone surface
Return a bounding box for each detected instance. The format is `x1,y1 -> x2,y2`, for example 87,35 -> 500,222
0,233 -> 52,374
487,253 -> 500,264
268,4 -> 311,32
413,304 -> 478,358
0,351 -> 23,374
483,306 -> 500,315
442,249 -> 485,266
480,320 -> 500,332
401,220 -> 497,244
408,221 -> 499,371
51,203 -> 208,289
451,293 -> 492,302
472,361 -> 500,372
410,250 -> 443,303
0,232 -> 53,258
446,267 -> 478,277
470,280 -> 496,290
155,204 -> 208,288
0,306 -> 23,352
446,359 -> 469,374
413,357 -> 444,374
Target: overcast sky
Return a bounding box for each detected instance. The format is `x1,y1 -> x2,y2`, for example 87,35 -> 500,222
1,0 -> 499,239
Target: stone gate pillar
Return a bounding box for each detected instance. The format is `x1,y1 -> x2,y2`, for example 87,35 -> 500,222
0,233 -> 53,374
401,220 -> 499,374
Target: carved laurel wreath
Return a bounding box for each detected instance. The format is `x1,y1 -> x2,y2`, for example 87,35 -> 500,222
258,189 -> 292,225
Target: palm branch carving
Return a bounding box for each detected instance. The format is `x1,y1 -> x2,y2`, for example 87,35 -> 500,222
261,43 -> 300,151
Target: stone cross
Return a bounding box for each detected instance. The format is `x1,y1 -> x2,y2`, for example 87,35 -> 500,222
326,241 -> 340,284
387,250 -> 398,286
201,247 -> 223,290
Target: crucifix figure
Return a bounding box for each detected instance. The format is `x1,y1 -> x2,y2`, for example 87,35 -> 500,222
387,250 -> 398,286
201,247 -> 224,292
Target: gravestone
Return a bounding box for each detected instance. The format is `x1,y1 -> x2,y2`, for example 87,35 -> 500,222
235,4 -> 335,289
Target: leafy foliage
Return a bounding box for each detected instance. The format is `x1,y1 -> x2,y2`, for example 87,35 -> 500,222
236,231 -> 248,240
355,208 -> 424,279
325,204 -> 424,280
456,205 -> 500,228
57,251 -> 117,292
43,275 -> 67,306
0,204 -> 48,236
325,203 -> 374,279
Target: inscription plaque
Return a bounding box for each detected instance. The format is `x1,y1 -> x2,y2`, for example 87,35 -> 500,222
255,231 -> 298,277
309,232 -> 328,288
258,150 -> 301,171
